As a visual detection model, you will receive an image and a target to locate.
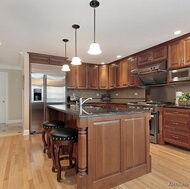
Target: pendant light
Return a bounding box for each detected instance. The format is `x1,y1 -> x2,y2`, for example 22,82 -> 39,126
61,39 -> 70,71
88,0 -> 102,55
71,24 -> 82,65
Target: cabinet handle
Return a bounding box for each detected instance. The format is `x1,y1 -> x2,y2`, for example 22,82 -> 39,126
173,136 -> 179,139
173,122 -> 178,125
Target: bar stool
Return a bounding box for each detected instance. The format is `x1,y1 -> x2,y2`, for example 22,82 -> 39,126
50,128 -> 78,182
42,120 -> 65,158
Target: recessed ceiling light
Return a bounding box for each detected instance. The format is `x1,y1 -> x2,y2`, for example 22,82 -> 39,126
101,62 -> 105,64
0,42 -> 1,45
117,55 -> 121,58
174,30 -> 181,35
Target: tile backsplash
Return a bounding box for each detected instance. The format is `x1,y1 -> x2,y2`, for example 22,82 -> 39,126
67,88 -> 145,103
67,83 -> 190,104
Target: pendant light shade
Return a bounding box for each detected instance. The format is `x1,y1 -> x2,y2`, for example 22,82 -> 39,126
71,24 -> 82,65
88,0 -> 102,55
61,39 -> 70,71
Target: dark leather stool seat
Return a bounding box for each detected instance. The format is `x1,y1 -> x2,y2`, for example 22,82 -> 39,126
50,128 -> 78,182
42,120 -> 65,158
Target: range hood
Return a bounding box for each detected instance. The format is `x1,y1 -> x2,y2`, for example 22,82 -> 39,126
131,61 -> 167,85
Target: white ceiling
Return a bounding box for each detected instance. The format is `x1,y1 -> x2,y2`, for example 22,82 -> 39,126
1,0 -> 190,68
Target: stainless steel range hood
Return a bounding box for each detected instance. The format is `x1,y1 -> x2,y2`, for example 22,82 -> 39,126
131,61 -> 167,85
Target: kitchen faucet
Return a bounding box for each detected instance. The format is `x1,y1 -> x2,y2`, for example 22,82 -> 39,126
79,97 -> 92,106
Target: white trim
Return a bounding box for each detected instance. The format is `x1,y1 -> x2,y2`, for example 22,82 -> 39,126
0,64 -> 22,70
7,119 -> 22,124
0,72 -> 8,124
23,129 -> 30,135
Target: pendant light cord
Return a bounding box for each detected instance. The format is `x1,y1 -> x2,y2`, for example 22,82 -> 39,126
65,42 -> 67,57
75,28 -> 77,57
94,8 -> 96,43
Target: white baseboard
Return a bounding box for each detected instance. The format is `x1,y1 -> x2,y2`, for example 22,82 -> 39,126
23,129 -> 30,135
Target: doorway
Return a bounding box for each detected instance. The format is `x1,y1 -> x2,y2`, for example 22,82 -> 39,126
0,72 -> 7,124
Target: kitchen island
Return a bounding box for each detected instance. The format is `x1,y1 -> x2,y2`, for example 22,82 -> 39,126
47,104 -> 151,189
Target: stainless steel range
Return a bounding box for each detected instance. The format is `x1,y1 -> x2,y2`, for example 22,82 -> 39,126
128,101 -> 169,144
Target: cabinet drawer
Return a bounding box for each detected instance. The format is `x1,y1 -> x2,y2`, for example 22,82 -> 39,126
164,131 -> 190,147
164,108 -> 190,117
164,117 -> 190,132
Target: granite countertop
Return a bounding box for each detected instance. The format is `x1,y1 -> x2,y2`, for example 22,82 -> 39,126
48,104 -> 150,118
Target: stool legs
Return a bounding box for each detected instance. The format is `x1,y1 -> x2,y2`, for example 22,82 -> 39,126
42,129 -> 51,158
42,130 -> 47,153
50,139 -> 77,182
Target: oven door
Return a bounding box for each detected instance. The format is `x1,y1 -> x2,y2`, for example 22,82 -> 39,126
149,112 -> 158,143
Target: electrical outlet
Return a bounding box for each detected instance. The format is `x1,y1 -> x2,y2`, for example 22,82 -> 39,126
96,93 -> 99,96
116,94 -> 118,96
134,92 -> 138,96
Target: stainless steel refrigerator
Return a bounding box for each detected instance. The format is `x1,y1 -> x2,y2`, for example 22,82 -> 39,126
31,72 -> 66,134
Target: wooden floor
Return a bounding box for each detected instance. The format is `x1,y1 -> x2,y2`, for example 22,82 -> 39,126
0,134 -> 190,189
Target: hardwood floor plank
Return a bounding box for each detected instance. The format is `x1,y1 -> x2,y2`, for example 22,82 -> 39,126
1,134 -> 190,189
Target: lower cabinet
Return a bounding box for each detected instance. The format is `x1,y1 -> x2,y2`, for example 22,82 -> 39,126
163,107 -> 190,148
88,113 -> 150,186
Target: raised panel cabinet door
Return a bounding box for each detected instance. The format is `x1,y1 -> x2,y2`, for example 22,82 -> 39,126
127,57 -> 141,86
115,63 -> 121,88
151,45 -> 167,62
66,65 -> 77,88
108,64 -> 116,89
121,116 -> 146,171
137,51 -> 151,67
77,64 -> 88,89
92,119 -> 121,181
184,37 -> 190,66
120,59 -> 129,87
88,65 -> 99,89
168,40 -> 184,69
99,65 -> 109,89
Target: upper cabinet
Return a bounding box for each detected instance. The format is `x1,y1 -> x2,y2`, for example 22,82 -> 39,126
87,64 -> 99,89
99,65 -> 109,89
66,64 -> 88,89
121,57 -> 141,87
137,45 -> 167,67
168,37 -> 190,69
109,62 -> 121,89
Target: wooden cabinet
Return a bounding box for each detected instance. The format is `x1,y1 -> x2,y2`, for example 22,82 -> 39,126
66,64 -> 88,89
99,65 -> 109,89
168,37 -> 190,69
163,107 -> 190,148
88,113 -> 151,188
137,45 -> 167,67
66,64 -> 77,89
87,65 -> 99,89
120,57 -> 141,87
108,62 -> 121,89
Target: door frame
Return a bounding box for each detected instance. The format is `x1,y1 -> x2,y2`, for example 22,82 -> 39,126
0,72 -> 8,124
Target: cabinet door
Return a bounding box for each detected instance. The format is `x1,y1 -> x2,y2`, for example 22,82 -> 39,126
92,119 -> 121,180
184,37 -> 190,66
120,59 -> 129,87
137,51 -> 151,67
66,65 -> 77,89
121,116 -> 147,171
109,64 -> 116,89
88,65 -> 99,89
109,63 -> 121,89
99,65 -> 109,89
168,40 -> 184,69
77,64 -> 88,89
151,45 -> 167,62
